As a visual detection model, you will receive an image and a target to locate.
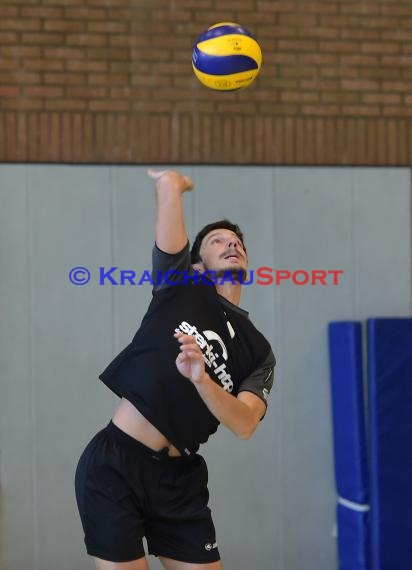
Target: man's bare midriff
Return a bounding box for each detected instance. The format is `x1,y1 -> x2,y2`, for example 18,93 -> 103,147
112,397 -> 182,457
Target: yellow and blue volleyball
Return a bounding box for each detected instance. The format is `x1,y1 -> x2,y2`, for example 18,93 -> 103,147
192,22 -> 262,91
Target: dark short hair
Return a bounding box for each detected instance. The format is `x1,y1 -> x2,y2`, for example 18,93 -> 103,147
190,219 -> 246,264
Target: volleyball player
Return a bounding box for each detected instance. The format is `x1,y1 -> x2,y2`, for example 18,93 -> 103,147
75,170 -> 275,570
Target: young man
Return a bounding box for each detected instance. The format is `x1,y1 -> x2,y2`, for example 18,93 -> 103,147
75,170 -> 276,570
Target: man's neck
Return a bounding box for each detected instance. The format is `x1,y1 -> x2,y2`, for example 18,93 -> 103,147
215,283 -> 242,306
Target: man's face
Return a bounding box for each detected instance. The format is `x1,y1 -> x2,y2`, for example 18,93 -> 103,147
196,229 -> 248,280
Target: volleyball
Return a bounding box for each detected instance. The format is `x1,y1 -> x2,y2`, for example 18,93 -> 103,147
192,22 -> 262,91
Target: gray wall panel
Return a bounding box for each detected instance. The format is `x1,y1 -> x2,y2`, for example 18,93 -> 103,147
353,168 -> 412,318
275,168 -> 354,570
0,166 -> 34,570
26,166 -> 114,570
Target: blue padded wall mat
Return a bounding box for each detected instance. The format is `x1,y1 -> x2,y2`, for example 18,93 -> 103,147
337,503 -> 370,570
367,318 -> 412,570
329,322 -> 370,570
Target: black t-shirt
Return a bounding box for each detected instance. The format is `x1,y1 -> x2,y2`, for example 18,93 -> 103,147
99,242 -> 276,457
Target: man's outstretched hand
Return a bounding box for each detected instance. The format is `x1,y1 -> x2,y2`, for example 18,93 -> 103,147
148,170 -> 194,194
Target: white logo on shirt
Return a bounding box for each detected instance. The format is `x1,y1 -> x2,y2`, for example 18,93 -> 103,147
226,320 -> 235,339
205,541 -> 218,551
175,321 -> 234,392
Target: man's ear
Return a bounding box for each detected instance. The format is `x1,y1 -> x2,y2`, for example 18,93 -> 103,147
192,262 -> 205,273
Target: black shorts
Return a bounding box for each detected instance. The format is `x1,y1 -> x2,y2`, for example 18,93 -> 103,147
74,421 -> 220,564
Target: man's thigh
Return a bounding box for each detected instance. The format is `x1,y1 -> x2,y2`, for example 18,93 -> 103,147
159,556 -> 222,570
147,455 -> 220,565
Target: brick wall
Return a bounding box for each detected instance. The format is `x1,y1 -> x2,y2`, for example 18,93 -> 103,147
1,0 -> 412,164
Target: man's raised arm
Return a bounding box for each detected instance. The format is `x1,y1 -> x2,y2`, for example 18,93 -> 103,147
148,170 -> 194,254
